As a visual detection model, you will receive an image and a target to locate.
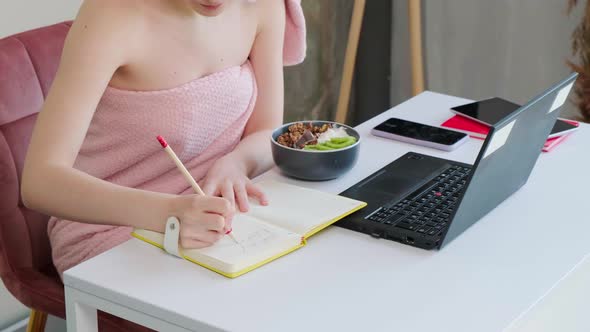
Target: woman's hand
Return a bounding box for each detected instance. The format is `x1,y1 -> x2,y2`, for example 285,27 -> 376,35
201,154 -> 269,214
169,194 -> 234,249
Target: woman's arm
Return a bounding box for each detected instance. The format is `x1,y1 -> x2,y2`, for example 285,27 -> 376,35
231,0 -> 287,176
201,0 -> 286,211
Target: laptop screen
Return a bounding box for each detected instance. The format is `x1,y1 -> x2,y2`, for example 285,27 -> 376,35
441,73 -> 577,248
441,73 -> 577,246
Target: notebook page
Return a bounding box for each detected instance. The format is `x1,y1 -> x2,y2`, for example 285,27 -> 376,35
133,214 -> 301,274
248,180 -> 365,236
187,214 -> 301,273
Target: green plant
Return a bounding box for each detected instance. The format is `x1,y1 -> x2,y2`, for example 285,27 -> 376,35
568,0 -> 590,122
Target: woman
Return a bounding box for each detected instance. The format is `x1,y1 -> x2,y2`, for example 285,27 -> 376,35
21,0 -> 306,275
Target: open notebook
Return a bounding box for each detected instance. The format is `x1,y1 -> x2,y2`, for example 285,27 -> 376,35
132,180 -> 366,278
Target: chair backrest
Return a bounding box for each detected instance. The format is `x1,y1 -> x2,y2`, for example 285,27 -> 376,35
0,22 -> 71,279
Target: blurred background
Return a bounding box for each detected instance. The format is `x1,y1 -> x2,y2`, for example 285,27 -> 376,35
0,1 -> 585,331
285,0 -> 584,125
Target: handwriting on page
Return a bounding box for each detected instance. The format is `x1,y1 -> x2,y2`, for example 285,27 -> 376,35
222,228 -> 276,253
192,214 -> 300,263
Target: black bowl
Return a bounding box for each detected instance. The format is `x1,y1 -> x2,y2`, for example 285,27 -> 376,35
270,121 -> 361,181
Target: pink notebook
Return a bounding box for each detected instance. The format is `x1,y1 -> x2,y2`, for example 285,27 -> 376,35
441,115 -> 578,152
542,134 -> 571,152
441,115 -> 488,139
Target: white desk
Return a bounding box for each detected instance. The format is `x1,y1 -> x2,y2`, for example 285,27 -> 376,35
64,92 -> 590,332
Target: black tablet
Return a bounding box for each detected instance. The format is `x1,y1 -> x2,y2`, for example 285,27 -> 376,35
451,97 -> 578,138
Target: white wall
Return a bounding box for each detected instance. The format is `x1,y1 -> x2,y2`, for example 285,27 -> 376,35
423,0 -> 582,119
0,283 -> 27,331
0,0 -> 81,38
391,0 -> 583,120
1,1 -> 82,330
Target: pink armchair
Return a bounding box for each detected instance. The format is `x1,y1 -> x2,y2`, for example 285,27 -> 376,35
0,22 -> 150,332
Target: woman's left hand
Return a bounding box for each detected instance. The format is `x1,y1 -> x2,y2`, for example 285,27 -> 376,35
201,154 -> 269,213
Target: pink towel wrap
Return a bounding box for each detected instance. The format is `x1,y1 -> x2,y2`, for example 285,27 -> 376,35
48,0 -> 306,276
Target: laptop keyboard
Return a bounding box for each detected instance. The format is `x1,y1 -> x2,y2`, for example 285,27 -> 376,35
365,165 -> 472,237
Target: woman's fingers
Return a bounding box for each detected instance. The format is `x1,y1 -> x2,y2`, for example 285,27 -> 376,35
179,237 -> 211,249
234,182 -> 250,212
191,212 -> 226,233
180,230 -> 224,249
221,180 -> 236,211
199,196 -> 232,218
202,181 -> 218,197
193,230 -> 224,244
191,178 -> 269,234
246,182 -> 268,206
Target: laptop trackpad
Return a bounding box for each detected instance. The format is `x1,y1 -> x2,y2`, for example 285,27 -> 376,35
369,173 -> 426,196
353,157 -> 451,205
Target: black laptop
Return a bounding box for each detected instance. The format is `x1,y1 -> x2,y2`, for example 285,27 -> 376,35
338,73 -> 578,250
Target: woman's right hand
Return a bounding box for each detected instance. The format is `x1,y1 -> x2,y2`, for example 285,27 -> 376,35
169,195 -> 234,249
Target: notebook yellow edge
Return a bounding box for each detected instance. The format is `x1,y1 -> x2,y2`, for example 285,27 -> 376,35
131,199 -> 366,278
303,201 -> 367,239
131,231 -> 305,278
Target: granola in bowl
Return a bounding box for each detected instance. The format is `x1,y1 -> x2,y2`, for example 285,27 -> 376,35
276,122 -> 357,151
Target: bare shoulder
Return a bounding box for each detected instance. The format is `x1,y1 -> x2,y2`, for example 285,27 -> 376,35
254,0 -> 286,11
65,0 -> 147,64
75,0 -> 146,30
